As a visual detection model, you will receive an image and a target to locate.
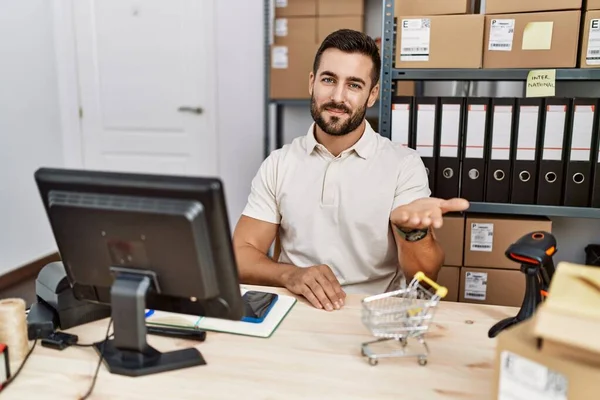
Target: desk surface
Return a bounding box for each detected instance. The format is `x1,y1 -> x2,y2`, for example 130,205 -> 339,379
2,285 -> 516,400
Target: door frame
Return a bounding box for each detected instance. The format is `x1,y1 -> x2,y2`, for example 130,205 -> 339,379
51,0 -> 219,171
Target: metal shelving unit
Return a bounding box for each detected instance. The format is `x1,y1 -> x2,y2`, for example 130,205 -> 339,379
378,0 -> 600,219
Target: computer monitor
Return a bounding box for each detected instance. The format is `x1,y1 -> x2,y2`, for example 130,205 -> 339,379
34,167 -> 244,377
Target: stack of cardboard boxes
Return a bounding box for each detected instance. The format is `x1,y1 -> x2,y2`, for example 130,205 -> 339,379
394,0 -> 600,69
435,213 -> 552,307
271,0 -> 365,99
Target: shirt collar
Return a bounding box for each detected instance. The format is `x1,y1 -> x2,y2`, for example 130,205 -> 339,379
305,120 -> 377,159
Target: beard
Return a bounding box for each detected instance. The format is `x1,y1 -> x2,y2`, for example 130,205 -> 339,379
310,94 -> 368,136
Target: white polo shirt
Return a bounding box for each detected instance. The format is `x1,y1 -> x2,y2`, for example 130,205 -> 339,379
242,121 -> 431,295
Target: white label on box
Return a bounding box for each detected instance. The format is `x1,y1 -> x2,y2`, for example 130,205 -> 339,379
275,18 -> 288,36
464,271 -> 487,300
499,351 -> 568,400
587,19 -> 600,65
470,222 -> 493,252
271,46 -> 288,69
275,0 -> 287,7
488,19 -> 515,51
400,18 -> 430,61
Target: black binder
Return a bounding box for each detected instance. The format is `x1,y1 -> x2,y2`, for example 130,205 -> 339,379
485,98 -> 515,204
435,98 -> 464,199
536,98 -> 569,206
563,99 -> 597,207
510,98 -> 542,204
390,96 -> 413,148
460,98 -> 490,202
591,132 -> 600,208
414,97 -> 439,192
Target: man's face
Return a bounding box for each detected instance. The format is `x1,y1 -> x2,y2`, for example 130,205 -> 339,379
309,48 -> 379,136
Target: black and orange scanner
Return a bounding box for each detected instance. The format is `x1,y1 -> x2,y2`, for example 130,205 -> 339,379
488,231 -> 557,338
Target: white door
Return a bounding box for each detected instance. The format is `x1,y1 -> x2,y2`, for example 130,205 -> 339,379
72,0 -> 217,176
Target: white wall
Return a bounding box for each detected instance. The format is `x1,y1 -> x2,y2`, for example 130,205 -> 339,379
215,1 -> 265,230
0,0 -> 64,274
0,0 -> 266,275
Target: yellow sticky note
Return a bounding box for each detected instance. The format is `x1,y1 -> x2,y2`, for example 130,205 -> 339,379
526,69 -> 555,97
522,21 -> 554,50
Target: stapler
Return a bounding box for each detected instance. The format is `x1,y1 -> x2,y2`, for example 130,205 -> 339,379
487,231 -> 557,338
26,261 -> 111,340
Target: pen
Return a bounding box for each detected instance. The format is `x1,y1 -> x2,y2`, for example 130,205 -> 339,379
146,326 -> 207,342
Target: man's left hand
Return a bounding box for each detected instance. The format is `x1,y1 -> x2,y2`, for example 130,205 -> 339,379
391,197 -> 470,230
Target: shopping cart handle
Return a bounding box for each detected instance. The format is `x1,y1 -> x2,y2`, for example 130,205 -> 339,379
414,271 -> 448,298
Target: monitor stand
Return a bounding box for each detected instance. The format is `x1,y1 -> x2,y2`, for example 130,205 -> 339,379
93,271 -> 206,377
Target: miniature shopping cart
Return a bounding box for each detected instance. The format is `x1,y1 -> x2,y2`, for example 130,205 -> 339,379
360,272 -> 447,366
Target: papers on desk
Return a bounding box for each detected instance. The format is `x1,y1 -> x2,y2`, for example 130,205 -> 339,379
146,289 -> 296,338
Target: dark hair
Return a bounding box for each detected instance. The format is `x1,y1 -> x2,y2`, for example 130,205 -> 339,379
312,29 -> 381,88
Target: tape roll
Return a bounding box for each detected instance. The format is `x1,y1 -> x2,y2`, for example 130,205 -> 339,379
0,298 -> 29,363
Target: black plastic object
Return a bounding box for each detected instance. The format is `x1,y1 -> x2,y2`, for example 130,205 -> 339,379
585,244 -> 600,266
92,272 -> 206,377
27,262 -> 111,340
488,231 -> 557,338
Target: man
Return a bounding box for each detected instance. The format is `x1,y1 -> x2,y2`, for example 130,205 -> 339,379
233,29 -> 469,311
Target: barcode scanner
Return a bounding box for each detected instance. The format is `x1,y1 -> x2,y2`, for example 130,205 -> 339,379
488,231 -> 557,339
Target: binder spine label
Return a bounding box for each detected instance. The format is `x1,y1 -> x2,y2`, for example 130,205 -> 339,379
464,271 -> 487,300
400,19 -> 431,61
542,105 -> 566,161
570,105 -> 594,162
586,19 -> 600,66
391,104 -> 410,147
491,106 -> 512,160
440,104 -> 461,158
488,19 -> 515,51
470,223 -> 493,252
516,106 -> 539,161
465,105 -> 486,159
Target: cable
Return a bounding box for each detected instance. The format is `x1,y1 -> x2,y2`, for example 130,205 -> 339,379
74,333 -> 114,348
79,317 -> 113,400
2,339 -> 38,390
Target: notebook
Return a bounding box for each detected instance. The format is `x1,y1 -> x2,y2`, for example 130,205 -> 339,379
145,288 -> 297,338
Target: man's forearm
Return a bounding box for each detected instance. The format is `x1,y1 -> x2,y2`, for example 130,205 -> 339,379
396,231 -> 444,281
234,244 -> 297,287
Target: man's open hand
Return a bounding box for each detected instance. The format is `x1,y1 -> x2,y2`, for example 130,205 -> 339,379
280,265 -> 346,311
391,197 -> 469,230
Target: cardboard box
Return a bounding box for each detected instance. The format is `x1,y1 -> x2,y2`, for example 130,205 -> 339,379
275,0 -> 317,17
580,11 -> 600,68
493,319 -> 600,400
588,0 -> 600,10
482,11 -> 580,69
317,16 -> 364,43
271,17 -> 317,99
318,0 -> 364,16
437,266 -> 460,302
394,81 -> 416,96
532,262 -> 600,367
459,267 -> 525,307
395,15 -> 485,69
464,215 -> 552,270
270,43 -> 318,99
273,17 -> 318,45
395,0 -> 472,16
481,0 -> 581,14
435,214 -> 464,267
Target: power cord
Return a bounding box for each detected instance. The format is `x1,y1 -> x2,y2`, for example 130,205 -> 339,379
2,339 -> 38,390
79,317 -> 113,400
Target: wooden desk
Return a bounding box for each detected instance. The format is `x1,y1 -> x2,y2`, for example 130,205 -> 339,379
2,285 -> 517,399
